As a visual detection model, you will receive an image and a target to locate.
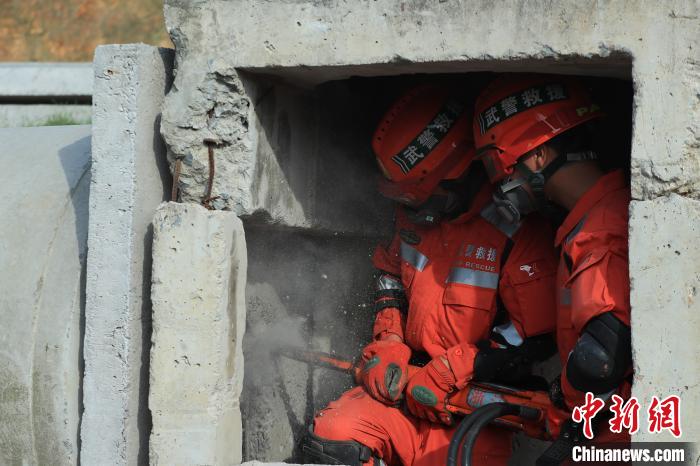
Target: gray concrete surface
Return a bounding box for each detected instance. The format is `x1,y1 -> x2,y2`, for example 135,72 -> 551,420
161,64 -> 393,233
81,45 -> 173,466
630,195 -> 700,441
0,104 -> 92,128
162,0 -> 698,206
0,124 -> 91,465
0,62 -> 92,99
161,2 -> 700,462
150,203 -> 246,465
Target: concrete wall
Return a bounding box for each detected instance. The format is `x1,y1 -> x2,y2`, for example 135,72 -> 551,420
150,203 -> 246,465
0,124 -> 91,465
159,0 -> 700,462
81,45 -> 173,466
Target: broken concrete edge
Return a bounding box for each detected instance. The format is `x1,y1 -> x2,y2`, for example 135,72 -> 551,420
0,62 -> 93,98
162,0 -> 699,222
81,44 -> 172,466
149,202 -> 246,465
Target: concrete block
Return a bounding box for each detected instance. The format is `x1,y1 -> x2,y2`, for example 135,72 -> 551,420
161,20 -> 392,233
0,104 -> 92,128
81,45 -> 173,465
0,62 -> 93,99
630,195 -> 700,443
150,202 -> 247,466
159,0 -> 700,461
161,0 -> 698,228
0,124 -> 91,465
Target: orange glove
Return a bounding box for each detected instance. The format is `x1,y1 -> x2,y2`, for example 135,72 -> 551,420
358,340 -> 411,405
405,356 -> 456,425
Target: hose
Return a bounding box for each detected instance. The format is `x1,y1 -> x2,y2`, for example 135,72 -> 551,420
445,410 -> 480,466
460,403 -> 521,466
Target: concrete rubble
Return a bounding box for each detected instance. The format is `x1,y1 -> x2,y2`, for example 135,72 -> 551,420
150,202 -> 247,465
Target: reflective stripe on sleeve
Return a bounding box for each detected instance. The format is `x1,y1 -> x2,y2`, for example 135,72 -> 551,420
565,216 -> 587,244
400,241 -> 428,272
446,267 -> 499,289
493,321 -> 524,346
560,288 -> 572,306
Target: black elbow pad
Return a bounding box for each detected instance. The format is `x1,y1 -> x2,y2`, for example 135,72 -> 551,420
566,312 -> 632,395
302,427 -> 375,466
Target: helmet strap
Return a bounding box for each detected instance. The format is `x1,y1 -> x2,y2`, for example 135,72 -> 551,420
515,150 -> 598,213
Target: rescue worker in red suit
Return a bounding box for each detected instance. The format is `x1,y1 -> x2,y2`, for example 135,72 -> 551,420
302,84 -> 559,466
472,74 -> 632,464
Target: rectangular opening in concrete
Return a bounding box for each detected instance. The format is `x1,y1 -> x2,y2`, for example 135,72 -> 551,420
236,63 -> 633,464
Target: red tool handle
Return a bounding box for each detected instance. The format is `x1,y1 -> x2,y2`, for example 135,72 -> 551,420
278,346 -> 556,440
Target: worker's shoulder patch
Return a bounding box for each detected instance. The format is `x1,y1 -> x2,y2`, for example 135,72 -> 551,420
399,229 -> 421,245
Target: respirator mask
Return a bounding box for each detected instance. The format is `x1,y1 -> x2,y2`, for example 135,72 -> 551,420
493,150 -> 598,224
404,163 -> 486,226
492,176 -> 538,225
404,191 -> 459,225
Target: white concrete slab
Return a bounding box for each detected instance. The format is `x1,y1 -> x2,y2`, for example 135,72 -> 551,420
0,62 -> 93,98
0,124 -> 91,465
81,45 -> 173,465
150,202 -> 247,466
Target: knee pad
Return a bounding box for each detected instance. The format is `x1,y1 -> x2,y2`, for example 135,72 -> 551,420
566,312 -> 631,394
302,426 -> 379,466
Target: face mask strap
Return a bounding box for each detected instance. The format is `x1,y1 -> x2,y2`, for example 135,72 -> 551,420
514,149 -> 598,212
405,194 -> 450,225
514,160 -> 548,212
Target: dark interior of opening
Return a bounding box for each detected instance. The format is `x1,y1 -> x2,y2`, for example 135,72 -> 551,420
240,71 -> 633,464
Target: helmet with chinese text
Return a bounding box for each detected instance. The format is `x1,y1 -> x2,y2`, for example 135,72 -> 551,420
372,84 -> 475,208
473,74 -> 603,183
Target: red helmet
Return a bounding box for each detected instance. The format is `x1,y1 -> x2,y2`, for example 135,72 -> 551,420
473,74 -> 603,182
373,84 -> 475,206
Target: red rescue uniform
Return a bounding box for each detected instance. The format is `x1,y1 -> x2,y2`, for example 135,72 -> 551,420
555,170 -> 631,441
314,186 -> 558,466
